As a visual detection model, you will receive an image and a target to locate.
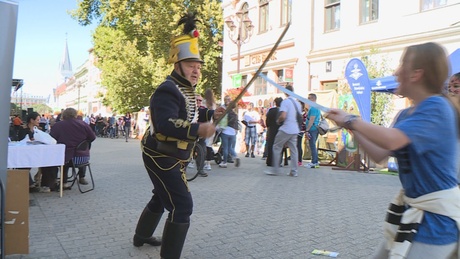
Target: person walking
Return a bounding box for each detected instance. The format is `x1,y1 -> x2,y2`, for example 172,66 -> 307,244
297,102 -> 306,166
132,13 -> 221,259
264,97 -> 283,166
264,85 -> 301,177
123,112 -> 132,142
195,94 -> 215,176
243,103 -> 260,158
108,114 -> 116,138
89,114 -> 96,133
328,42 -> 460,259
304,93 -> 321,169
218,95 -> 240,168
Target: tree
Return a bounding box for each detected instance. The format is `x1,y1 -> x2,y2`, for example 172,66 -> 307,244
30,104 -> 53,115
70,0 -> 223,113
338,48 -> 395,126
361,48 -> 395,127
224,87 -> 252,109
10,103 -> 20,115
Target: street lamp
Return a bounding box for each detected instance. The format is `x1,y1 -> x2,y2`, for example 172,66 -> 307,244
225,9 -> 254,73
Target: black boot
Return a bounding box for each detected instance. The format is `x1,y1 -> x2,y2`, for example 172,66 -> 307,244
160,220 -> 190,259
133,207 -> 162,247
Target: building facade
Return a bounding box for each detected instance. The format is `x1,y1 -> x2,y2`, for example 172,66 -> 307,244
222,0 -> 460,108
10,91 -> 48,111
54,49 -> 111,117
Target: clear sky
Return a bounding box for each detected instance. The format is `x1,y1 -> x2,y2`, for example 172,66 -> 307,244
13,0 -> 96,97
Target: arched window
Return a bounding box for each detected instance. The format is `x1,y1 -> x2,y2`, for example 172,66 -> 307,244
240,3 -> 251,42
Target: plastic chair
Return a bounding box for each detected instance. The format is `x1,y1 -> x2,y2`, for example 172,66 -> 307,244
67,140 -> 94,193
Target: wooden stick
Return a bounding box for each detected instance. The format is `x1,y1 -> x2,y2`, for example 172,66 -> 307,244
214,22 -> 291,125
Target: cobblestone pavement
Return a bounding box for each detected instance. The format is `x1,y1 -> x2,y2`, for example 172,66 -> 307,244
7,137 -> 401,259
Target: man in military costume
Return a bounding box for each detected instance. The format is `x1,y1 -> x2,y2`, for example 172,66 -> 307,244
133,13 -> 220,259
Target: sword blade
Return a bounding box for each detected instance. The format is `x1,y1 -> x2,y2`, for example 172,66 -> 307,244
214,22 -> 291,125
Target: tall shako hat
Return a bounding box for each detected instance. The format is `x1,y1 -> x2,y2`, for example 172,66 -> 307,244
168,12 -> 204,64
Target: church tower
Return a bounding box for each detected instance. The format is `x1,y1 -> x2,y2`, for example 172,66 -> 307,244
59,36 -> 73,82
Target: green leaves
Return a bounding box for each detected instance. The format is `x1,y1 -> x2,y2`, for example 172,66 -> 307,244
361,49 -> 394,127
71,0 -> 223,113
30,103 -> 53,115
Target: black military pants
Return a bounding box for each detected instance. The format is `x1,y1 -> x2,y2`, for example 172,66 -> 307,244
142,140 -> 193,224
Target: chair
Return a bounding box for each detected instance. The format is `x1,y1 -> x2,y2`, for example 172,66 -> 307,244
67,140 -> 94,193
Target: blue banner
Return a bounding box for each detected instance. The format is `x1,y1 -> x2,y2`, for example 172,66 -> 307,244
449,48 -> 460,78
345,58 -> 371,122
370,75 -> 398,93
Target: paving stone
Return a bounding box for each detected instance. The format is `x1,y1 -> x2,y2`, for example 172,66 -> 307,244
8,137 -> 401,258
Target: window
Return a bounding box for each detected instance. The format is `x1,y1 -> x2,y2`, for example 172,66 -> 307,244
259,0 -> 269,33
323,81 -> 338,91
254,72 -> 267,95
276,70 -> 284,94
242,75 -> 248,88
361,0 -> 378,23
325,0 -> 340,31
421,0 -> 447,11
277,69 -> 284,82
240,3 -> 251,41
281,0 -> 292,26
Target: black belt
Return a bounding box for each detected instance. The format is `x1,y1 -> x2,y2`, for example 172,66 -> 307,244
149,136 -> 194,160
247,125 -> 255,128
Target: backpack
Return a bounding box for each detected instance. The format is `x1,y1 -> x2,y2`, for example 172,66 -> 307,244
288,98 -> 303,130
317,116 -> 329,135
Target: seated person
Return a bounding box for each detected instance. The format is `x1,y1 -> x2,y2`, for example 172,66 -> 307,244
44,108 -> 96,190
17,112 -> 53,192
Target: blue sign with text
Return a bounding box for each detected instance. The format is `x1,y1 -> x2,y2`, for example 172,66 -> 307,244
345,58 -> 371,122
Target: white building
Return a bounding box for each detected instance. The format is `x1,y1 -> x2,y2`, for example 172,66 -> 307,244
54,45 -> 111,117
222,0 -> 460,108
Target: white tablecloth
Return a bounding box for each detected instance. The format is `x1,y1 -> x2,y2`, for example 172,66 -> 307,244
7,143 -> 66,169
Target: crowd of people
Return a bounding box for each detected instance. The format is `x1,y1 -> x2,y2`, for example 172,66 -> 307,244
8,108 -> 96,193
187,88 -> 324,176
9,113 -> 55,141
84,112 -> 139,141
133,39 -> 460,258
10,112 -> 142,142
8,108 -> 146,193
9,16 -> 460,258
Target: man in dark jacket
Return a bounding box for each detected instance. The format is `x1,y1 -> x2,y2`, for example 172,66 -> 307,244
195,95 -> 214,176
265,97 -> 283,166
132,13 -> 222,259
